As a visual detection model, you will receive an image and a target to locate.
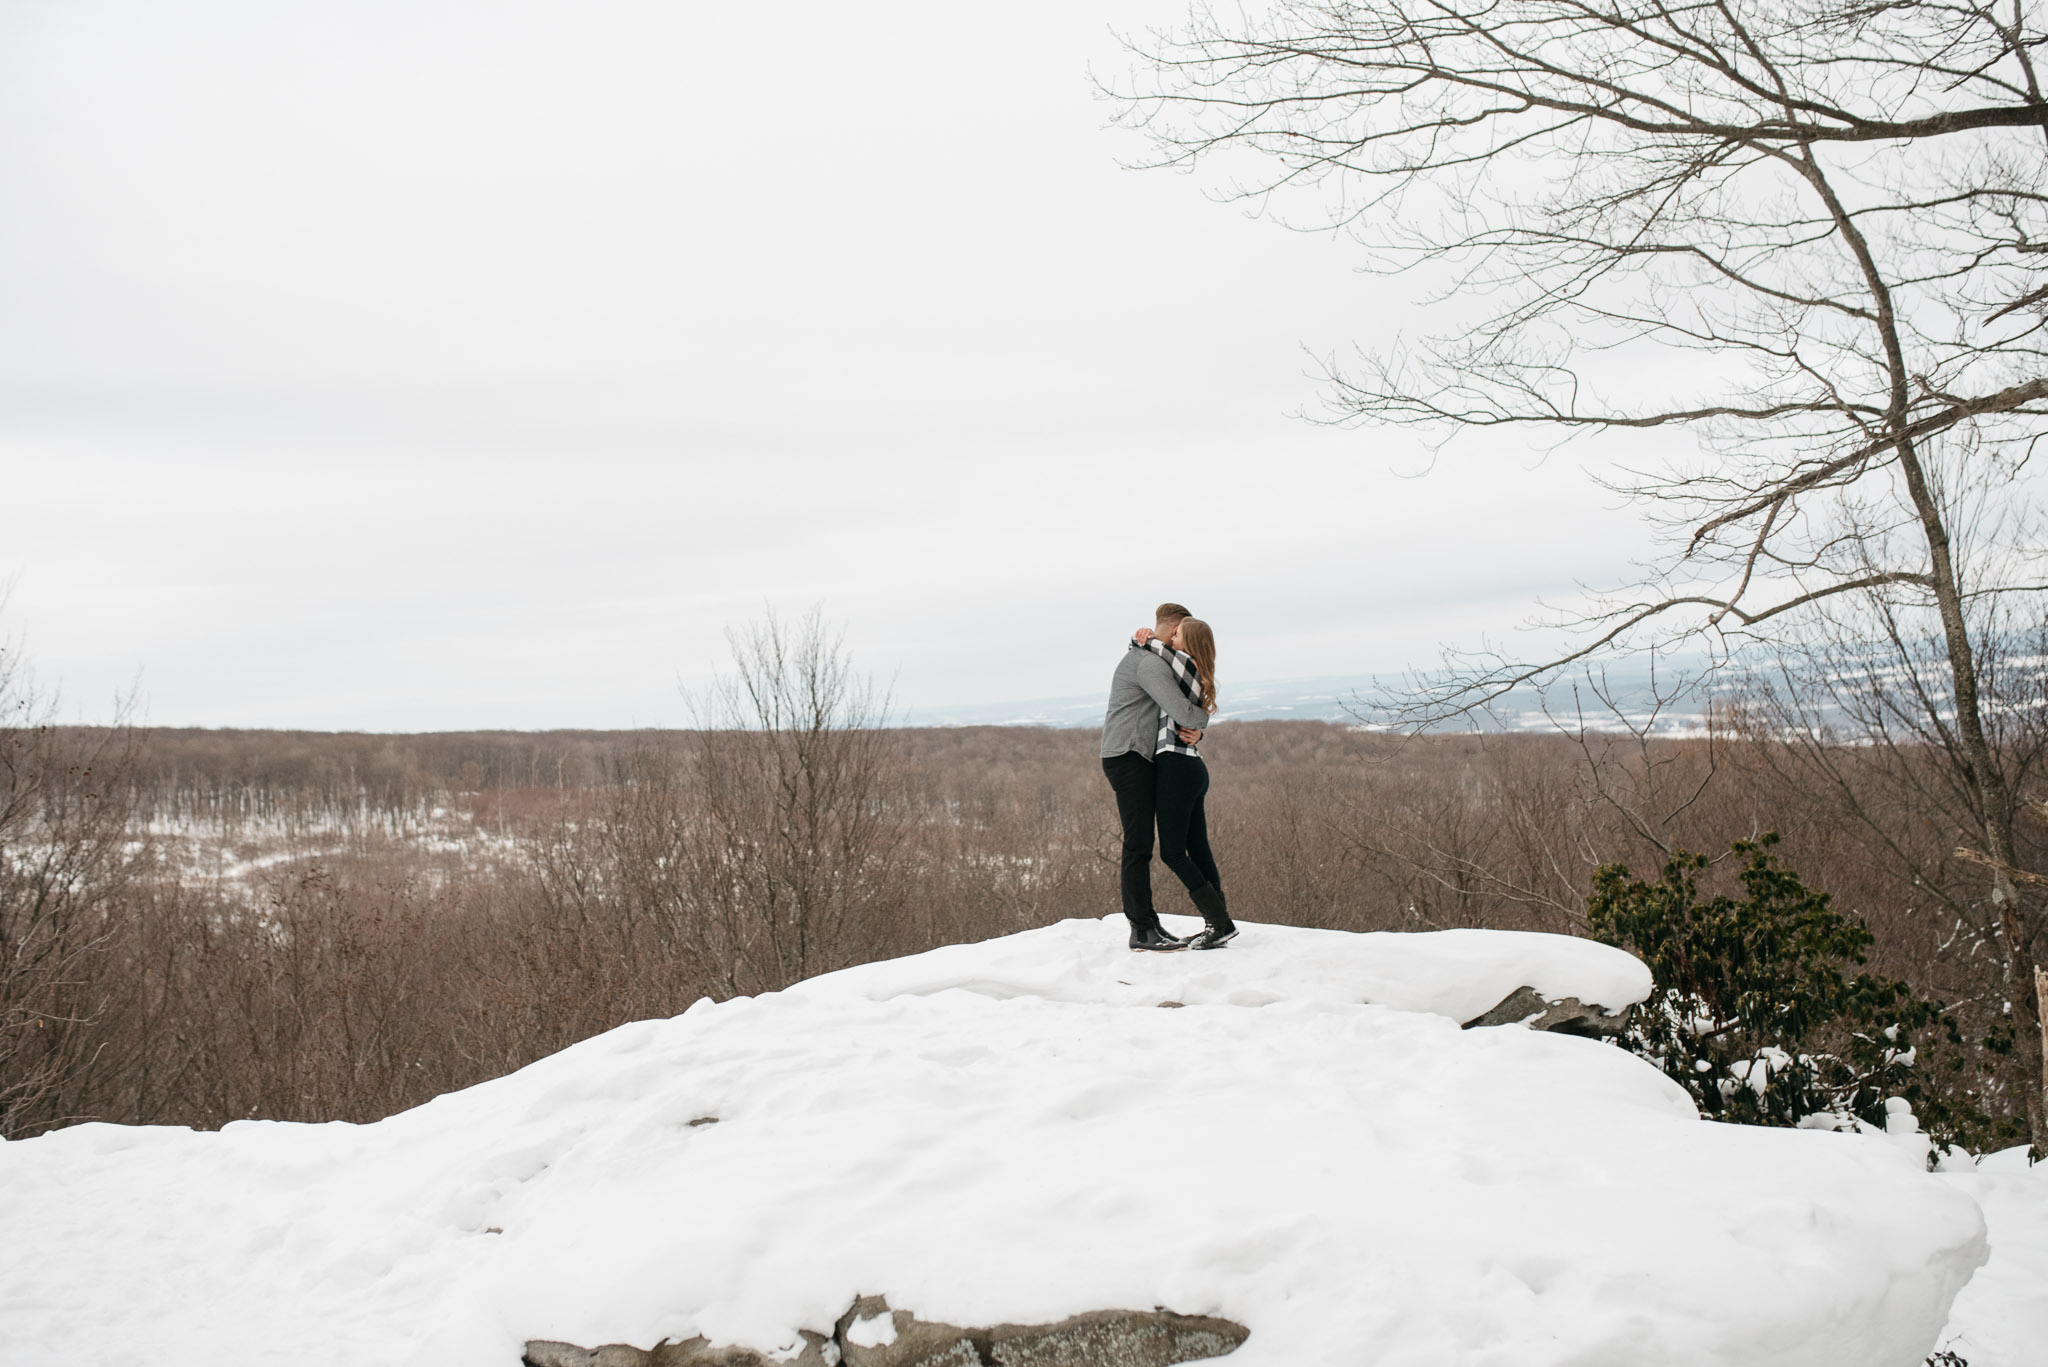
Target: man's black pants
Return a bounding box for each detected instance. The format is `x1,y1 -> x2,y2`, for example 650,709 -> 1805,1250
1101,751 -> 1160,929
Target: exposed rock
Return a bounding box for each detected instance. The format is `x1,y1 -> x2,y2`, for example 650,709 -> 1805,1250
986,1309 -> 1246,1366
524,1330 -> 834,1367
1462,985 -> 1629,1037
521,1343 -> 655,1367
525,1344 -> 595,1367
651,1332 -> 834,1366
835,1295 -> 980,1367
529,1299 -> 1246,1367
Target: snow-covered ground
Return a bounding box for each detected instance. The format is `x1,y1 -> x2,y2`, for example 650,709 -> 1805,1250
1933,1146 -> 2048,1366
789,916 -> 1652,1023
0,916 -> 2037,1367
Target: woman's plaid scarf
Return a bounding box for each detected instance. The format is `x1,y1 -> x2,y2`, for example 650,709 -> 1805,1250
1132,636 -> 1205,758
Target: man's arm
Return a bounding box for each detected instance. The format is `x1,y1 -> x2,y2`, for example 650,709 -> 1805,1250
1132,653 -> 1210,730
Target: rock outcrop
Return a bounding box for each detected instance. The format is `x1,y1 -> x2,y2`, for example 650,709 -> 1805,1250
524,1298 -> 1248,1367
524,1334 -> 834,1367
1461,985 -> 1630,1037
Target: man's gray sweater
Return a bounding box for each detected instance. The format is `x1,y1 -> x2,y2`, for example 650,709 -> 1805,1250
1100,646 -> 1212,760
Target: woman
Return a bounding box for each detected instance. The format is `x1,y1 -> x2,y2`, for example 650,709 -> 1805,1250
1134,618 -> 1236,949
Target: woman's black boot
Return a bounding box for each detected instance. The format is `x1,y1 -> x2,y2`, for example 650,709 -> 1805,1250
1189,883 -> 1237,950
1129,918 -> 1188,952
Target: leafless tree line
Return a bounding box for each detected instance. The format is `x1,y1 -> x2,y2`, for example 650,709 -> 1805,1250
4,620 -> 2042,1142
0,647 -> 141,1137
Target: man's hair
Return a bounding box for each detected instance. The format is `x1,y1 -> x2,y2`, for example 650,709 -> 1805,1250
1155,602 -> 1193,631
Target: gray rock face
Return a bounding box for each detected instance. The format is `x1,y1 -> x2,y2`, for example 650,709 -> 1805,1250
1462,985 -> 1630,1037
524,1345 -> 594,1367
985,1309 -> 1246,1366
526,1298 -> 1247,1367
524,1330 -> 834,1367
835,1295 -> 978,1367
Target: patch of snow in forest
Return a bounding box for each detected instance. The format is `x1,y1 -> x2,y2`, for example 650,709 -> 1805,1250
132,803 -> 536,898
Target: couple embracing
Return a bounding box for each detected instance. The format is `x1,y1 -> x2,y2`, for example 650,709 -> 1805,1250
1099,601 -> 1237,953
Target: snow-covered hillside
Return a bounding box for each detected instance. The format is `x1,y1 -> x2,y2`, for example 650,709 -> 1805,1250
0,917 -> 2035,1367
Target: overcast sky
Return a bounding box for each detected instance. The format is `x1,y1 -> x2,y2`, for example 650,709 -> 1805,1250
0,0 -> 1661,729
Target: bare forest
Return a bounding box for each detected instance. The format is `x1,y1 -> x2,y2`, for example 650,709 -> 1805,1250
5,626 -> 2044,1145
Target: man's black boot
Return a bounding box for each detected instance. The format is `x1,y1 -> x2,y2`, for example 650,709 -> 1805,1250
1189,883 -> 1237,950
1129,919 -> 1188,952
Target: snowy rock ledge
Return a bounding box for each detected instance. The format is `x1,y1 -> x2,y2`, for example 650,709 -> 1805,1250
789,915 -> 1653,1029
0,917 -> 1992,1367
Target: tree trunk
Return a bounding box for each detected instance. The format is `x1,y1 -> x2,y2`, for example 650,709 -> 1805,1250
1895,444 -> 2043,1154
1810,138 -> 2045,1155
2037,966 -> 2048,1159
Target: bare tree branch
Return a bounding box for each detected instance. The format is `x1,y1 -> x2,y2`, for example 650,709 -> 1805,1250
1119,0 -> 2048,1148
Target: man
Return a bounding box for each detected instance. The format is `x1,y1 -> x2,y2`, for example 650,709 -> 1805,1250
1100,602 -> 1214,951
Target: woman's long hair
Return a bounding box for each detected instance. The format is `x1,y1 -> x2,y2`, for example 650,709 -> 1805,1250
1177,619 -> 1218,712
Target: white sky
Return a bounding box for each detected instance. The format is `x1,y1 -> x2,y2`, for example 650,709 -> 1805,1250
0,0 -> 1659,729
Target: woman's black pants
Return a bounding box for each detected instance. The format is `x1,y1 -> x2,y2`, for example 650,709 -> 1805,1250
1154,752 -> 1221,898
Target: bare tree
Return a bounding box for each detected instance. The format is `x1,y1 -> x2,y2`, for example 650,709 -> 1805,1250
1119,0 -> 2048,1149
683,609 -> 905,991
0,645 -> 141,1136
1336,673 -> 1727,934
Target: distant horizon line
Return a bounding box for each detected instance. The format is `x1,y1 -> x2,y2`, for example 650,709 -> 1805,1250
61,661 -> 1720,736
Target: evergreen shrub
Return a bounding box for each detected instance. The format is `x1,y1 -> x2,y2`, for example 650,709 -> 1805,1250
1587,834 -> 2019,1155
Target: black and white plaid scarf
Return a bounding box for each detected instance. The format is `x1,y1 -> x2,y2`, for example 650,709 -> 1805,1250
1130,636 -> 1205,758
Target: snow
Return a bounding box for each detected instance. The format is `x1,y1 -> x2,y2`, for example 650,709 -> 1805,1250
845,1312 -> 897,1348
1932,1150 -> 2048,1367
0,915 -> 2009,1367
791,914 -> 1654,1023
